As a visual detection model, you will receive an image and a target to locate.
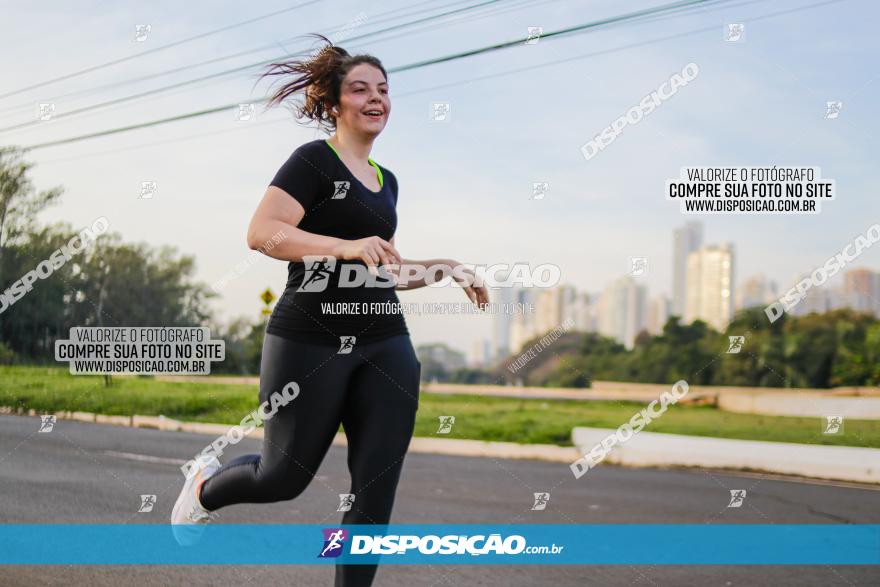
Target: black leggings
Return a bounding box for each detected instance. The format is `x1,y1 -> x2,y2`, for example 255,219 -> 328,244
198,332 -> 421,586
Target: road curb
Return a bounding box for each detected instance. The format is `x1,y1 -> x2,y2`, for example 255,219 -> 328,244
0,406 -> 580,465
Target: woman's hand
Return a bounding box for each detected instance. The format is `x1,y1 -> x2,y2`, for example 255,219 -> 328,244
333,236 -> 402,276
448,260 -> 490,310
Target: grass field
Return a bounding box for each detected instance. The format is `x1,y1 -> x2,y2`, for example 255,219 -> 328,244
2,366 -> 879,448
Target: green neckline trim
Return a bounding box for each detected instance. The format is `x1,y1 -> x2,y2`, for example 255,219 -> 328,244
324,139 -> 383,189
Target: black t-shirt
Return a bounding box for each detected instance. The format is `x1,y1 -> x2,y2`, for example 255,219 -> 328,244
264,138 -> 409,346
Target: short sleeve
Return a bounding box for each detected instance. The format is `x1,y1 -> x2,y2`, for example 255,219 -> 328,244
385,168 -> 398,206
269,148 -> 322,211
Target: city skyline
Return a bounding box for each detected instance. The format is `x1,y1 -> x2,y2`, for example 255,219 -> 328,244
478,220 -> 879,365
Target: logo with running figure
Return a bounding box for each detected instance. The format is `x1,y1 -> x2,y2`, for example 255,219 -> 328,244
824,100 -> 843,119
724,23 -> 745,42
332,181 -> 350,199
319,528 -> 348,558
138,494 -> 157,513
38,415 -> 57,433
436,416 -> 455,434
337,493 -> 355,512
297,256 -> 337,292
822,415 -> 844,435
338,336 -> 356,354
727,336 -> 745,354
727,489 -> 747,508
531,492 -> 550,510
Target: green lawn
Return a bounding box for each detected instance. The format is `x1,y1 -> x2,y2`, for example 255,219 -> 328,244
2,366 -> 878,448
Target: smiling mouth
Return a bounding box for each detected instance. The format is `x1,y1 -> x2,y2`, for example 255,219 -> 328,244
362,110 -> 384,119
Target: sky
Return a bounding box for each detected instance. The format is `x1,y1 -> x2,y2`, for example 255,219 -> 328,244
2,0 -> 878,357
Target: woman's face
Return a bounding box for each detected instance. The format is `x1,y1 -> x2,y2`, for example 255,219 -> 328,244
334,63 -> 390,137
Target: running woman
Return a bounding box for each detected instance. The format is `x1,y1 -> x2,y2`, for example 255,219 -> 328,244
171,34 -> 489,587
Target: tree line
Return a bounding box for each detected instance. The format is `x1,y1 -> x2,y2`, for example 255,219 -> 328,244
3,147 -> 878,386
0,147 -> 263,373
490,307 -> 880,389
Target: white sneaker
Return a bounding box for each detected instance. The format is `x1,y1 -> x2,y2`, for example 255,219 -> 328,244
171,455 -> 221,546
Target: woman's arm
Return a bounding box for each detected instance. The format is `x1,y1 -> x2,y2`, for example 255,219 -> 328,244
247,187 -> 401,268
387,237 -> 490,308
247,187 -> 343,261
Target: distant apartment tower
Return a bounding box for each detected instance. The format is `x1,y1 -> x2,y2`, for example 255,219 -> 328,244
509,287 -> 542,353
843,268 -> 880,317
573,292 -> 595,332
506,284 -> 591,353
491,267 -> 521,361
469,339 -> 493,368
647,294 -> 670,335
736,273 -> 779,310
596,276 -> 647,349
788,271 -> 832,317
684,243 -> 735,332
534,284 -> 579,334
672,221 -> 703,318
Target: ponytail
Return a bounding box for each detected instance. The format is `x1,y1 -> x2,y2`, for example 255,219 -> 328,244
258,33 -> 387,133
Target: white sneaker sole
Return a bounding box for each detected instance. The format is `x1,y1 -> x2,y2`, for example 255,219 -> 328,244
171,456 -> 219,546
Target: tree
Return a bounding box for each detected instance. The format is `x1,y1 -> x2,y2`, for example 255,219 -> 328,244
0,147 -> 62,279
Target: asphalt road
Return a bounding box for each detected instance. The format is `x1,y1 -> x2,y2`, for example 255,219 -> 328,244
0,414 -> 877,586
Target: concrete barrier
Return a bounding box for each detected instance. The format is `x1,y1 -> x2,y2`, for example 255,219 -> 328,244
572,426 -> 880,484
717,391 -> 880,419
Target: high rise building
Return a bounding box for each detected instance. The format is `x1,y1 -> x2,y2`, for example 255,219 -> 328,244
672,221 -> 703,318
509,287 -> 542,353
684,243 -> 735,332
596,276 -> 647,349
491,267 -> 521,361
843,268 -> 880,316
787,271 -> 832,317
534,284 -> 579,335
468,339 -> 493,368
647,294 -> 670,335
573,291 -> 595,332
736,273 -> 779,310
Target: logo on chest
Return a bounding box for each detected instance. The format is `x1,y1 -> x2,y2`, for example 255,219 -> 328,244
331,181 -> 350,199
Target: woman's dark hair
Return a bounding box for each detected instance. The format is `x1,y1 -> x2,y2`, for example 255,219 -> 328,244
257,33 -> 387,133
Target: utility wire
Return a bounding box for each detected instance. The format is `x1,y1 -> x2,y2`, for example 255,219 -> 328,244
0,0 -> 481,117
18,0 -> 744,150
0,0 -> 516,133
0,0 -> 322,99
31,0 -> 843,162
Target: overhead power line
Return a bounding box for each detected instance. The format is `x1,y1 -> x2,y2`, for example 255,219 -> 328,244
0,0 -> 517,133
0,0 -> 483,118
0,0 -> 321,99
34,0 -> 847,166
19,0 -> 744,151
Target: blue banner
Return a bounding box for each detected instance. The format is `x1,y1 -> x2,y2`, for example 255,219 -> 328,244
1,524 -> 877,565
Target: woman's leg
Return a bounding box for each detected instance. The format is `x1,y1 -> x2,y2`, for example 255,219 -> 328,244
198,333 -> 351,510
334,334 -> 421,587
